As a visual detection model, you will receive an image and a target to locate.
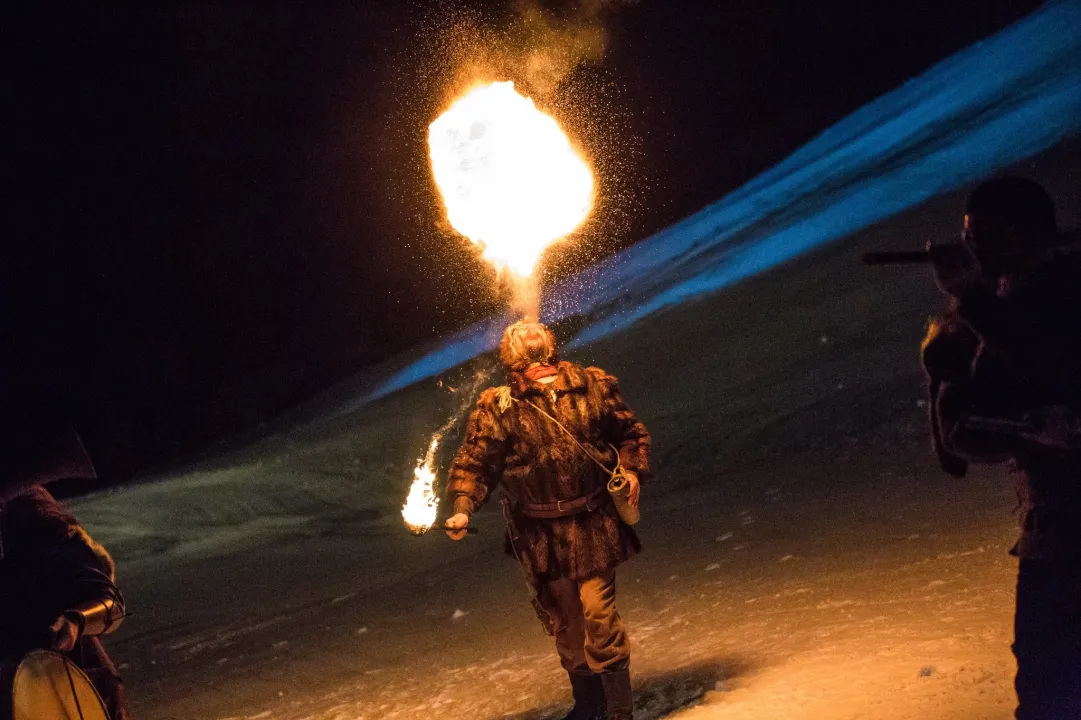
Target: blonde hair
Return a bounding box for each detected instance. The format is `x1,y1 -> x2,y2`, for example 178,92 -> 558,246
499,322 -> 558,371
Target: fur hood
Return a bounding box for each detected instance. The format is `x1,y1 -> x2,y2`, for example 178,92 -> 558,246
0,486 -> 115,579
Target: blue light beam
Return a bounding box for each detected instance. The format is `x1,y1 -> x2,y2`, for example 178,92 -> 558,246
345,1 -> 1081,413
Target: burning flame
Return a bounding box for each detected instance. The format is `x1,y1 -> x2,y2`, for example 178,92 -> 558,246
402,435 -> 441,535
401,370 -> 493,536
428,81 -> 594,277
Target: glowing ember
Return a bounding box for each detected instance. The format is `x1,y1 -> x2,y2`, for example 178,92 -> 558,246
428,81 -> 594,277
402,436 -> 441,535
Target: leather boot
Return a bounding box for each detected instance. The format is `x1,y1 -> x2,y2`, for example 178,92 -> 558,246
601,669 -> 633,720
562,672 -> 606,720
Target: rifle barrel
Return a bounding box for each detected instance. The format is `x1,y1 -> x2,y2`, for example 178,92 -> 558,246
861,250 -> 931,265
963,416 -> 1030,434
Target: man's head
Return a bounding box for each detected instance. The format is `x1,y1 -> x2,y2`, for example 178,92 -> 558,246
962,176 -> 1057,278
499,321 -> 558,371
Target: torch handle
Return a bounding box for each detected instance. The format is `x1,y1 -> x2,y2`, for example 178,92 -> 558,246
441,524 -> 479,535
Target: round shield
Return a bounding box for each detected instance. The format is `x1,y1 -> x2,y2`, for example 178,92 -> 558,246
12,650 -> 108,720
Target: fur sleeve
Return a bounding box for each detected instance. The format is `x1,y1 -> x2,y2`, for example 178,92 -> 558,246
934,347 -> 1022,464
2,488 -> 125,614
921,312 -> 976,477
4,487 -> 115,578
587,368 -> 653,482
921,311 -> 978,384
446,389 -> 508,515
954,288 -> 1034,366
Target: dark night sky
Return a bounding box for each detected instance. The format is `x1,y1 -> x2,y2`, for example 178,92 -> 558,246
4,1 -> 1040,477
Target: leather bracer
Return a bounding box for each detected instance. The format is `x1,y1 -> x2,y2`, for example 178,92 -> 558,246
64,595 -> 125,637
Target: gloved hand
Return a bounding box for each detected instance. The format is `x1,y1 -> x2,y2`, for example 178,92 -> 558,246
625,472 -> 640,509
47,612 -> 83,652
928,243 -> 985,297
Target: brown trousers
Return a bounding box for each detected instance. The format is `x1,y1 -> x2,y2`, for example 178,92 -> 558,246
540,571 -> 629,675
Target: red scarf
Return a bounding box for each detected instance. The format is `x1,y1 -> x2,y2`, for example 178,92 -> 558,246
525,363 -> 558,382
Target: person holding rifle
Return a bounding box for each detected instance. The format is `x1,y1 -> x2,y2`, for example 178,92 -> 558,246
920,177 -> 1081,719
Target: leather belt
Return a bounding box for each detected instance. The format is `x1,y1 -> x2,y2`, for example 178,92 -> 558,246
518,485 -> 611,519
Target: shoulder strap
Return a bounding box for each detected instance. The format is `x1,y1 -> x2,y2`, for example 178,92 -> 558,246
518,398 -> 622,478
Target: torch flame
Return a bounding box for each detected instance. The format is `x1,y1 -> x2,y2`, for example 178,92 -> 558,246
402,436 -> 441,535
428,81 -> 594,277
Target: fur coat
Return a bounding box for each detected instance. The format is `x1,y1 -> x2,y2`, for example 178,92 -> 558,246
926,251 -> 1081,562
447,361 -> 652,581
0,487 -> 130,720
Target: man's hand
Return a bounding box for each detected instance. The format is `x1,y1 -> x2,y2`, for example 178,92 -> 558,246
625,472 -> 640,509
1022,406 -> 1081,450
47,614 -> 81,652
928,243 -> 983,297
445,512 -> 471,541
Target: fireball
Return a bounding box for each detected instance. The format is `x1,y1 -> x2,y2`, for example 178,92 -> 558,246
428,81 -> 594,277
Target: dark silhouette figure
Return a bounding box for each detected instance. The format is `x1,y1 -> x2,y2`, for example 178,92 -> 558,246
922,177 -> 1081,719
0,420 -> 130,719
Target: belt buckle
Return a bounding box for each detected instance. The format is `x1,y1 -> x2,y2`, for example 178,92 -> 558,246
556,499 -> 565,513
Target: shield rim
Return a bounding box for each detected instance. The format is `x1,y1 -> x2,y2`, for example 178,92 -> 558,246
12,649 -> 109,720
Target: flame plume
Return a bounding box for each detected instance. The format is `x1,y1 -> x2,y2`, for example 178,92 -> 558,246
428,81 -> 594,278
402,435 -> 441,535
405,82 -> 591,534
401,369 -> 493,535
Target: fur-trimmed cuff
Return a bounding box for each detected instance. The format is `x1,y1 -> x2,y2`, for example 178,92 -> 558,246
453,496 -> 476,516
618,449 -> 652,483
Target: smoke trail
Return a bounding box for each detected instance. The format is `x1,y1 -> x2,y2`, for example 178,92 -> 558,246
402,363 -> 495,534
493,1 -> 638,321
421,0 -> 637,101
511,0 -> 636,99
510,274 -> 540,322
426,370 -> 490,462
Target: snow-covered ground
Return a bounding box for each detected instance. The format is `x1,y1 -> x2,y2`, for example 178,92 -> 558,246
67,138 -> 1079,720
